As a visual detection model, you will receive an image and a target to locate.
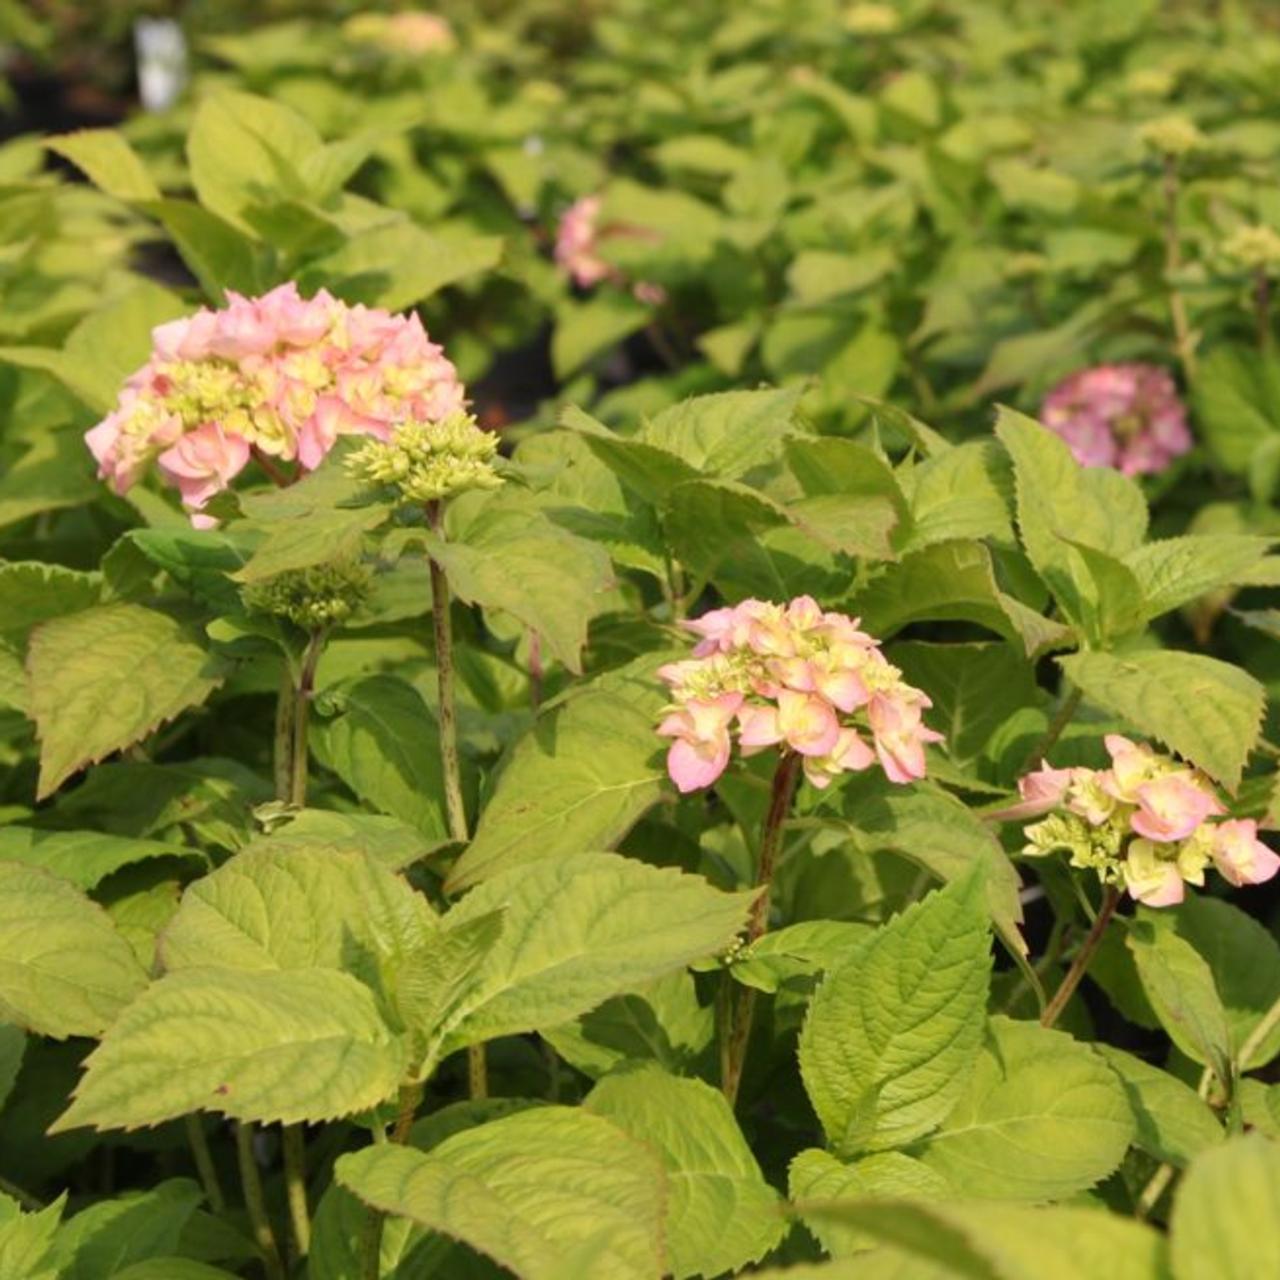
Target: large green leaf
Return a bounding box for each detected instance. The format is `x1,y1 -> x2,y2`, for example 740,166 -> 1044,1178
53,967 -> 406,1132
900,440 -> 1014,550
1127,910 -> 1244,1084
447,659 -> 669,891
789,1149 -> 951,1257
439,852 -> 753,1053
0,862 -> 147,1040
587,1064 -> 785,1278
561,406 -> 700,507
159,845 -> 435,986
915,1017 -> 1134,1200
0,829 -> 201,890
1125,535 -> 1274,621
0,1195 -> 63,1280
641,386 -> 801,478
0,561 -> 101,636
311,675 -> 450,840
1058,649 -> 1264,789
890,642 -> 1037,766
799,870 -> 992,1154
1162,896 -> 1280,1070
793,1199 -> 1167,1280
27,603 -> 227,798
1096,1045 -> 1223,1167
336,1107 -> 666,1280
45,129 -> 160,202
1191,346 -> 1280,474
854,541 -> 1071,659
1170,1134 -> 1280,1280
52,1178 -> 202,1280
424,496 -> 614,672
833,778 -> 1025,955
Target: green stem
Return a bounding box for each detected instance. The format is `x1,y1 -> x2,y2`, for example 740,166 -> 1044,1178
272,667 -> 294,801
1040,886 -> 1121,1030
1255,267 -> 1272,352
1019,686 -> 1082,776
426,501 -> 487,1101
282,1126 -> 310,1262
1162,154 -> 1198,381
289,629 -> 326,809
721,752 -> 802,1107
184,1114 -> 226,1215
359,1084 -> 425,1279
235,1123 -> 284,1280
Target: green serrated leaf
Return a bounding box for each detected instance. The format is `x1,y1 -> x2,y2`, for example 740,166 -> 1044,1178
1096,1045 -> 1223,1167
336,1107 -> 666,1280
45,129 -> 160,202
789,1148 -> 951,1257
914,1016 -> 1134,1200
641,386 -> 801,478
1058,649 -> 1264,789
448,658 -> 669,891
0,862 -> 147,1039
439,852 -> 753,1053
799,869 -> 993,1154
1171,1134 -> 1280,1280
0,829 -> 202,890
587,1063 -> 785,1277
53,967 -> 406,1132
27,603 -> 227,798
1125,535 -> 1274,621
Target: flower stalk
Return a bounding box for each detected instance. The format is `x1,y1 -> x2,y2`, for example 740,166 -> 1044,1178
235,1122 -> 284,1280
721,751 -> 801,1107
1040,885 -> 1121,1029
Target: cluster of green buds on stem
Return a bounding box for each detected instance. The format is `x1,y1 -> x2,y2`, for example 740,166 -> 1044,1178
345,411 -> 503,505
242,560 -> 373,630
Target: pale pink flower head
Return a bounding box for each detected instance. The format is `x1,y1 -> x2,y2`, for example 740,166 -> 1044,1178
658,692 -> 743,793
1212,820 -> 1280,888
989,761 -> 1074,822
84,286 -> 465,520
554,194 -> 665,302
656,597 -> 940,794
156,422 -> 251,514
1041,363 -> 1191,477
555,196 -> 611,289
1129,773 -> 1224,843
1123,839 -> 1186,907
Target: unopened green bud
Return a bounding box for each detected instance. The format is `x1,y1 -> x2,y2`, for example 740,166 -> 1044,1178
242,560 -> 373,630
1139,115 -> 1205,158
346,412 -> 503,505
1223,224 -> 1280,272
844,3 -> 900,35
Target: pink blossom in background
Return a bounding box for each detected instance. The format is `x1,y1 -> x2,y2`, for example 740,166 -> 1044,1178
656,596 -> 941,793
554,194 -> 668,305
85,283 -> 464,521
1040,363 -> 1192,476
1004,733 -> 1276,906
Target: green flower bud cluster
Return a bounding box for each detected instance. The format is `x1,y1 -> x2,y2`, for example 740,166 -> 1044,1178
1023,811 -> 1126,881
242,560 -> 372,630
346,412 -> 503,505
1139,114 -> 1205,157
844,3 -> 900,35
1223,224 -> 1280,272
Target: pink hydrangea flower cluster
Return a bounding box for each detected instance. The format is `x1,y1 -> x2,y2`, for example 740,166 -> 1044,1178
554,195 -> 666,305
1040,363 -> 1192,476
656,597 -> 942,794
85,283 -> 464,521
1002,734 -> 1279,907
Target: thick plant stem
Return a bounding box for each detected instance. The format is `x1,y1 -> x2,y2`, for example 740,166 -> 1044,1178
1162,155 -> 1198,381
185,1114 -> 226,1214
235,1123 -> 284,1280
272,668 -> 294,801
427,503 -> 468,846
1019,686 -> 1082,776
426,501 -> 487,1100
721,752 -> 802,1107
289,629 -> 326,809
1040,886 -> 1121,1029
282,1126 -> 310,1262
